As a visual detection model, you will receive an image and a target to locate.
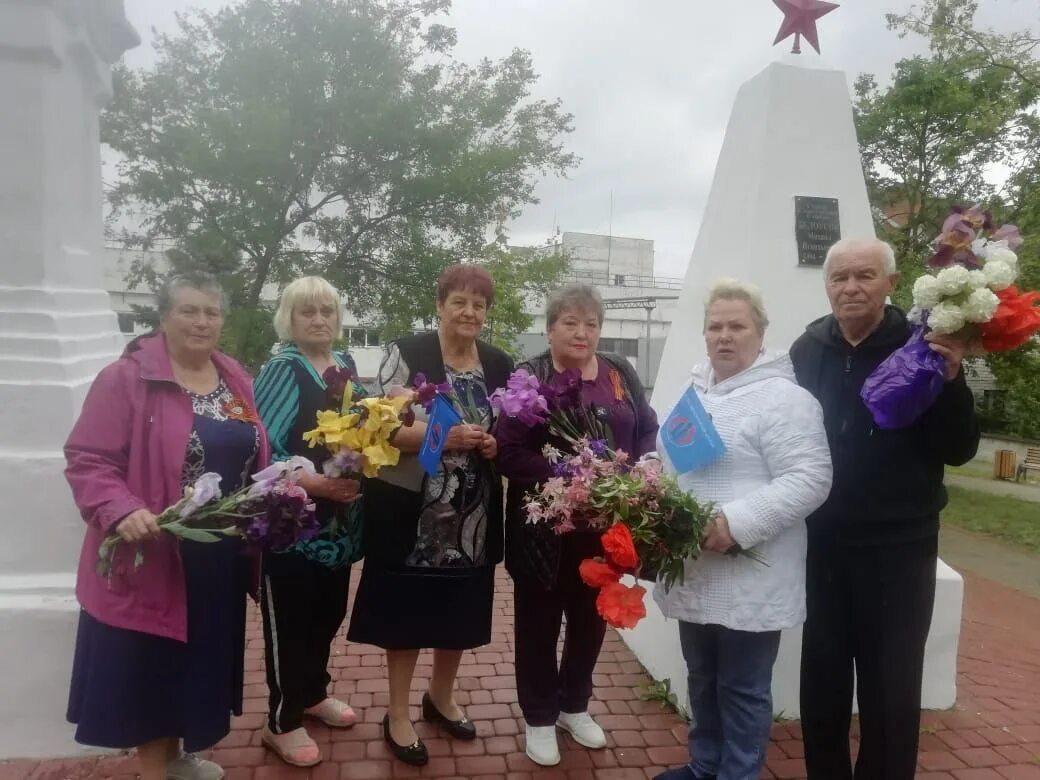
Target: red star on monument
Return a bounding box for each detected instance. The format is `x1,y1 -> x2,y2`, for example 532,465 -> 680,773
772,0 -> 840,55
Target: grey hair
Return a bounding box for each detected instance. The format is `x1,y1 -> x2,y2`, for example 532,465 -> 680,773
157,272 -> 227,319
704,278 -> 769,335
823,238 -> 897,276
545,283 -> 605,328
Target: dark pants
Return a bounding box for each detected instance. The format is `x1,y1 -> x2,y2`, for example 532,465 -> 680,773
260,550 -> 350,733
513,535 -> 607,726
680,623 -> 781,780
800,534 -> 938,780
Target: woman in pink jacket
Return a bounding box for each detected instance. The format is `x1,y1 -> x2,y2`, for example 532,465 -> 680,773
64,273 -> 270,780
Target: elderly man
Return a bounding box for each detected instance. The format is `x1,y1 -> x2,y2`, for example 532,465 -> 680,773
790,238 -> 980,780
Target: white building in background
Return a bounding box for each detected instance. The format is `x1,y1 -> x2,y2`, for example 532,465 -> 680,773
513,232 -> 682,386
102,232 -> 685,387
103,245 -> 389,377
561,231 -> 655,282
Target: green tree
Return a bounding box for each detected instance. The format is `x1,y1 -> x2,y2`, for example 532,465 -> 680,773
368,234 -> 569,356
481,239 -> 569,357
104,0 -> 577,359
853,55 -> 1029,305
887,1 -> 1040,91
863,2 -> 1040,437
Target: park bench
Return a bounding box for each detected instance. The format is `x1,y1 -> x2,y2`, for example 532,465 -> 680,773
1016,447 -> 1040,482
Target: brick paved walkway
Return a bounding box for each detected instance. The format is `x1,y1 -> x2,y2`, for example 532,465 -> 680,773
3,567 -> 1039,780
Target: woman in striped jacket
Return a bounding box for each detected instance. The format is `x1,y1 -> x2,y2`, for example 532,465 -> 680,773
252,277 -> 365,768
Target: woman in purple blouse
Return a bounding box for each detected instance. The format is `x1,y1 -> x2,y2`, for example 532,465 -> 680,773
497,284 -> 659,767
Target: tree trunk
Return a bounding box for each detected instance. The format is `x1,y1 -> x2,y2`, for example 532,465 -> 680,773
240,251 -> 276,359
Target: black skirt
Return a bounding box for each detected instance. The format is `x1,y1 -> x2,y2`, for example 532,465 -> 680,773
347,476 -> 495,650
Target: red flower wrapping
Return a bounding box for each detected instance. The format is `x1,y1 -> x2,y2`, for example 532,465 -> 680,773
579,558 -> 622,588
979,286 -> 1040,352
601,523 -> 639,570
596,582 -> 647,629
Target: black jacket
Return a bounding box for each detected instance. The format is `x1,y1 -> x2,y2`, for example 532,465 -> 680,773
501,351 -> 656,589
789,306 -> 980,545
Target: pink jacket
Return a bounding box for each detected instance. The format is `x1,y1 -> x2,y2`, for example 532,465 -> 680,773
65,334 -> 270,642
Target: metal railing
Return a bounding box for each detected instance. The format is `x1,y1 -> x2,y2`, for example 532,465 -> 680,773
560,270 -> 683,290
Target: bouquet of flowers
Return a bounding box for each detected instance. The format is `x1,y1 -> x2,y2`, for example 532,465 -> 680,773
493,368 -> 738,630
862,205 -> 1040,429
490,366 -> 610,447
414,371 -> 488,424
96,457 -> 320,576
303,366 -> 415,478
527,441 -> 720,628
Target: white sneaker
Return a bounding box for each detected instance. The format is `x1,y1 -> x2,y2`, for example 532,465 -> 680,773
525,724 -> 561,766
167,753 -> 225,780
557,710 -> 607,749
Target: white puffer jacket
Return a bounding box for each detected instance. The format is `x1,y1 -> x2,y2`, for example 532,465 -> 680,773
654,351 -> 832,632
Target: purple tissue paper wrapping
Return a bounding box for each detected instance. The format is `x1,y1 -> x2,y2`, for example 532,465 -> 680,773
860,327 -> 947,429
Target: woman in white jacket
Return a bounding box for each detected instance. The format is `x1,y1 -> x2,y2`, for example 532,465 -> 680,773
653,279 -> 832,780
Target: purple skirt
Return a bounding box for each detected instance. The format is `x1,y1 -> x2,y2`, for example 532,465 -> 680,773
67,537 -> 248,752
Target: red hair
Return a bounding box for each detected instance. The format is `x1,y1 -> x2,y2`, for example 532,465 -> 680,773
436,264 -> 495,307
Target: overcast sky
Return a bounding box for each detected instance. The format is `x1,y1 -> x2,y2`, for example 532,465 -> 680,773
119,0 -> 1037,278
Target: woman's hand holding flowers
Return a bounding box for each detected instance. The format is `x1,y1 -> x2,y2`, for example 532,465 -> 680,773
477,433 -> 497,460
298,472 -> 361,504
702,513 -> 737,554
116,509 -> 162,543
445,423 -> 485,452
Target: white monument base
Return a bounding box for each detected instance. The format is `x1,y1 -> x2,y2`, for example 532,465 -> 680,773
0,289 -> 127,760
0,577 -> 87,759
621,560 -> 964,720
0,0 -> 139,761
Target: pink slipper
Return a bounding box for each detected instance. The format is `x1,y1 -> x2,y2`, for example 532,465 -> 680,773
304,697 -> 357,728
261,726 -> 321,767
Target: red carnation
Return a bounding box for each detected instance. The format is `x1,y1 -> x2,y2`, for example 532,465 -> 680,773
601,523 -> 639,571
579,558 -> 622,588
596,582 -> 647,630
979,286 -> 1040,352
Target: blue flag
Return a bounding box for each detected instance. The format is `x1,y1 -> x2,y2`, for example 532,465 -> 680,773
419,394 -> 463,476
661,386 -> 725,474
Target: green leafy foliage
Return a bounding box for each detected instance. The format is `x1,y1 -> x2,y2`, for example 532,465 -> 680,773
857,4 -> 1040,434
104,0 -> 577,360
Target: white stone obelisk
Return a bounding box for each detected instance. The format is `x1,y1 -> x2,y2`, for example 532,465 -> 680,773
625,58 -> 964,719
0,0 -> 139,759
651,59 -> 876,411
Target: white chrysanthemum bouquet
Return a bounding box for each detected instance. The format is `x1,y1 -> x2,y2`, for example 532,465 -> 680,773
909,210 -> 1021,336
862,205 -> 1039,429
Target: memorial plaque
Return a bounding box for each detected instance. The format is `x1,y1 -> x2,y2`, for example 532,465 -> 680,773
795,196 -> 841,267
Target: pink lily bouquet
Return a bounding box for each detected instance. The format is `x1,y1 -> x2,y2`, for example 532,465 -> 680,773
96,456 -> 321,577
491,368 -> 720,629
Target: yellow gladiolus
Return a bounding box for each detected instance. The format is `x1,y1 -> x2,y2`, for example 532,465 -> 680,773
301,394 -> 411,478
362,440 -> 401,477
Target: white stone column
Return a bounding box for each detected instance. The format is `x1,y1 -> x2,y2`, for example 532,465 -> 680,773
627,59 -> 963,719
0,0 -> 139,759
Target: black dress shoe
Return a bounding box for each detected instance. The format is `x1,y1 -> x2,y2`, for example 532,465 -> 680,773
382,715 -> 428,766
421,692 -> 477,740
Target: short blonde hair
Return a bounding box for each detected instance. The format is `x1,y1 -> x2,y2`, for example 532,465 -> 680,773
273,276 -> 343,342
704,278 -> 769,335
